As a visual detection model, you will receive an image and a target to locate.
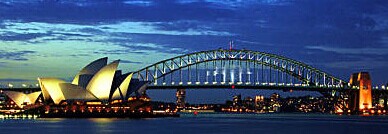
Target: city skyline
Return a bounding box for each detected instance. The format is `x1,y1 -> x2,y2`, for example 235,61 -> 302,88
1,0 -> 388,86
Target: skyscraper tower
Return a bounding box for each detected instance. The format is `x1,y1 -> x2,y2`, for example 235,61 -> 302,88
176,89 -> 186,110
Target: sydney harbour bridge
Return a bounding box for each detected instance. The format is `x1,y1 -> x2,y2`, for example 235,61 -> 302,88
134,49 -> 346,91
2,48 -> 388,113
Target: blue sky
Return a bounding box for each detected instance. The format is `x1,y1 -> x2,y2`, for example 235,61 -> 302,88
0,0 -> 387,102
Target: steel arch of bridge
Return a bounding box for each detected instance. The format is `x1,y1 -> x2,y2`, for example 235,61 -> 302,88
133,49 -> 348,90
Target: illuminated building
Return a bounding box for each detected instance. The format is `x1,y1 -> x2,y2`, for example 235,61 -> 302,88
2,91 -> 41,108
270,93 -> 279,102
379,98 -> 385,108
71,57 -> 108,87
0,91 -> 5,109
232,94 -> 242,107
176,89 -> 186,109
255,95 -> 264,110
244,97 -> 254,108
37,57 -> 148,105
270,93 -> 281,112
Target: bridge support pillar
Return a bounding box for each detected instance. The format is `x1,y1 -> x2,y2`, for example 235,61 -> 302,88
176,88 -> 186,110
349,72 -> 372,113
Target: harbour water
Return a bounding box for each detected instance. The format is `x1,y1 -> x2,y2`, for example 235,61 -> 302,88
1,113 -> 388,134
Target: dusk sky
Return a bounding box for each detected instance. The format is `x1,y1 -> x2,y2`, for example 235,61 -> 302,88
1,0 -> 387,102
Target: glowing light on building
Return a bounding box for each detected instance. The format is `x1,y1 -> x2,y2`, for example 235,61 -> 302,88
72,57 -> 108,85
111,73 -> 133,100
86,60 -> 119,100
35,58 -> 145,105
230,69 -> 235,83
3,91 -> 42,108
38,78 -> 66,104
222,67 -> 226,82
8,83 -> 13,88
239,67 -> 242,82
358,72 -> 372,110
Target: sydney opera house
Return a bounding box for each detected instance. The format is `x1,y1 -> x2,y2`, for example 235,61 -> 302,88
37,57 -> 147,105
1,57 -> 151,115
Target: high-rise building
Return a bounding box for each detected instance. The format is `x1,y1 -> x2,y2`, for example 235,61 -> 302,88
233,94 -> 242,107
244,97 -> 254,109
270,93 -> 280,102
270,93 -> 281,112
254,95 -> 264,110
176,89 -> 186,109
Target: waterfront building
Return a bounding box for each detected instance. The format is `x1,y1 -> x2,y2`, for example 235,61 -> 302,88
37,57 -> 147,105
232,94 -> 242,107
0,91 -> 4,109
1,91 -> 41,108
254,95 -> 265,111
2,58 -> 148,110
176,89 -> 186,109
244,97 -> 254,109
270,93 -> 281,112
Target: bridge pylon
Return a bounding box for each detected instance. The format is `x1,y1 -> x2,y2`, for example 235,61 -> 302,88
349,72 -> 372,112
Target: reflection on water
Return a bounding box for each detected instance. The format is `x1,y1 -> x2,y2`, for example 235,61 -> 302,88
39,118 -> 65,123
87,118 -> 120,133
1,114 -> 388,134
88,118 -> 115,123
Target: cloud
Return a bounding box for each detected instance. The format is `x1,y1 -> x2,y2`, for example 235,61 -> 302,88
100,21 -> 233,36
108,32 -> 229,52
0,21 -> 232,45
235,39 -> 274,47
69,54 -> 92,58
0,50 -> 35,61
323,60 -> 388,70
77,28 -> 106,34
306,46 -> 388,55
123,0 -> 154,6
0,62 -> 6,67
93,49 -> 145,55
0,0 -> 235,24
0,78 -> 32,82
0,32 -> 48,41
120,60 -> 143,64
0,2 -> 12,8
95,41 -> 189,55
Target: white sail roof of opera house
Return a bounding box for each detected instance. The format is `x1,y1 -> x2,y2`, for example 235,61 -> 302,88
37,58 -> 135,104
71,57 -> 108,85
86,60 -> 120,100
59,83 -> 98,100
3,91 -> 42,108
111,73 -> 134,100
38,78 -> 66,104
